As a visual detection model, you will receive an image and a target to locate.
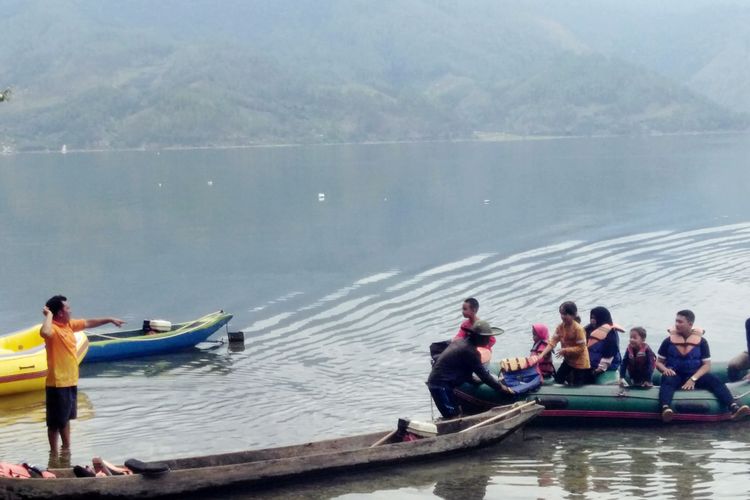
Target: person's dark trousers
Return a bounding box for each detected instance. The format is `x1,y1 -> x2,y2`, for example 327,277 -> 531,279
428,384 -> 461,418
659,373 -> 734,408
554,361 -> 587,386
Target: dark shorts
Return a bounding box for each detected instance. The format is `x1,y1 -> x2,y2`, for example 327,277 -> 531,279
46,386 -> 78,430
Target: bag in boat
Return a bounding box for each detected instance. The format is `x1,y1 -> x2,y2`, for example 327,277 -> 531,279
429,340 -> 451,365
397,418 -> 438,441
498,356 -> 542,395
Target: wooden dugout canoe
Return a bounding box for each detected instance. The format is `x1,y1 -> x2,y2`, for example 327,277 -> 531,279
83,310 -> 232,363
0,325 -> 88,396
0,401 -> 543,499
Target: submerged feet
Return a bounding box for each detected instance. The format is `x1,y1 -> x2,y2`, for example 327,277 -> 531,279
661,405 -> 674,423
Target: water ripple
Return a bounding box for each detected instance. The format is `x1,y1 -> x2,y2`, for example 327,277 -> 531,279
6,223 -> 750,500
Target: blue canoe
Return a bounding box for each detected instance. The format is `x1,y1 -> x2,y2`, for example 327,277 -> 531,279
83,310 -> 233,363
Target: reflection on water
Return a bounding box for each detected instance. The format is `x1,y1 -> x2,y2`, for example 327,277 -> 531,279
432,474 -> 490,500
79,348 -> 236,378
183,426 -> 750,499
48,448 -> 71,470
0,390 -> 94,425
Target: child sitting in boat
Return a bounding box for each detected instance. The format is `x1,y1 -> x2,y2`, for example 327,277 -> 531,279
529,324 -> 554,378
619,327 -> 656,387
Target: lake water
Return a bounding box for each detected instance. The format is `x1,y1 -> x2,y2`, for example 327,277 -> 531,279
2,134 -> 750,498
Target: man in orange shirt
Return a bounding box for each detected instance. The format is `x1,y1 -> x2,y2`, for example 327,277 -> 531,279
40,295 -> 125,454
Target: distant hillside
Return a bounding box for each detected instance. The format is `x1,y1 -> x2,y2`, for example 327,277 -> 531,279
534,0 -> 750,113
0,0 -> 747,151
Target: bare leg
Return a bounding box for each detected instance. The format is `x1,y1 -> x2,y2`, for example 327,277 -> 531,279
48,428 -> 60,454
57,448 -> 71,468
60,422 -> 71,450
47,450 -> 60,469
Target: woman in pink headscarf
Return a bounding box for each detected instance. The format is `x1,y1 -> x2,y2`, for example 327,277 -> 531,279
530,323 -> 555,378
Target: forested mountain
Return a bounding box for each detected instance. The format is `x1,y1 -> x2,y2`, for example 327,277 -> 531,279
0,0 -> 747,151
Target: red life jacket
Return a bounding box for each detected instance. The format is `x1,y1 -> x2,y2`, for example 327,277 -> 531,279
625,343 -> 652,375
0,462 -> 55,479
0,463 -> 31,479
531,340 -> 554,376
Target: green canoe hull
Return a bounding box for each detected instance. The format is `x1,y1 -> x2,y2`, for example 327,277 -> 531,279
454,362 -> 750,424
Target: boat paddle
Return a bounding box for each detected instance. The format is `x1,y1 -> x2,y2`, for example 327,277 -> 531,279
459,400 -> 537,433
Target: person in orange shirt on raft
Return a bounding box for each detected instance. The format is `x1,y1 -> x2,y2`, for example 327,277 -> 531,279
40,295 -> 125,455
452,297 -> 495,364
537,301 -> 590,386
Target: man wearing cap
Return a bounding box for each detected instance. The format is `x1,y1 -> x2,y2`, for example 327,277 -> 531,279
427,320 -> 507,418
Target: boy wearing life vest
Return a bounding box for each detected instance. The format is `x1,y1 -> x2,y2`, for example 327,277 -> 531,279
452,297 -> 495,364
655,309 -> 749,423
619,327 -> 655,387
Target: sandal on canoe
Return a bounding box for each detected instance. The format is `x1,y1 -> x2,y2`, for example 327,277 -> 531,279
123,458 -> 169,476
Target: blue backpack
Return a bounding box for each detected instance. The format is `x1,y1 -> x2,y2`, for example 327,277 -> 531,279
499,358 -> 543,395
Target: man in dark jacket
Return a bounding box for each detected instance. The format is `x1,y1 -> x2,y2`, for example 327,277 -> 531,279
427,320 -> 507,418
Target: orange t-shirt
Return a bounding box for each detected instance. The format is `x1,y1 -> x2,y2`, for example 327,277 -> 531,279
43,318 -> 86,387
549,321 -> 591,369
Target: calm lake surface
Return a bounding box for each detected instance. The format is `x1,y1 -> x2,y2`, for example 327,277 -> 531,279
2,134 -> 750,498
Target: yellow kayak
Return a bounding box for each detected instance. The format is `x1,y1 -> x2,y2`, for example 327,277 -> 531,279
0,324 -> 89,396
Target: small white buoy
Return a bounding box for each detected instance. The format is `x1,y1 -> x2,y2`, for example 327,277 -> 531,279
157,182 -> 162,187
207,180 -> 213,186
384,197 -> 388,202
318,192 -> 325,201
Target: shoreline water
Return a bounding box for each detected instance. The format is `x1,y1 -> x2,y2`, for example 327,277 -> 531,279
1,129 -> 748,157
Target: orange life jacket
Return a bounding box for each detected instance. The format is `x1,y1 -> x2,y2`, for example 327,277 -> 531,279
666,328 -> 704,356
587,324 -> 624,347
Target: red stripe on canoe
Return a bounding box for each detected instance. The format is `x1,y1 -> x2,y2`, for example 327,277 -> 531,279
0,338 -> 87,386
